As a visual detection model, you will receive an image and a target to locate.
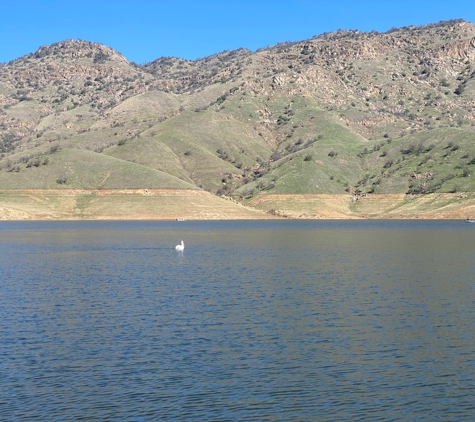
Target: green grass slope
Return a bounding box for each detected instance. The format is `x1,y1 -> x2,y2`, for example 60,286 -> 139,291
103,136 -> 193,183
234,106 -> 371,196
354,127 -> 475,194
0,148 -> 197,189
138,110 -> 273,191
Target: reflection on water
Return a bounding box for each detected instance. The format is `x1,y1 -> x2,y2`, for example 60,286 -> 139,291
1,220 -> 475,420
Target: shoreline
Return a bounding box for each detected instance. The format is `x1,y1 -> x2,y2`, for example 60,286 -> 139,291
1,189 -> 475,220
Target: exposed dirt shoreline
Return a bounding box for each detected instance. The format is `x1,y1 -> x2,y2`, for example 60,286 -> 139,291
1,189 -> 475,220
0,189 -> 272,220
248,192 -> 475,219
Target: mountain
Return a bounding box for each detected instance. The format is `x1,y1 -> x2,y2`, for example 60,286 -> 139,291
2,20 -> 475,219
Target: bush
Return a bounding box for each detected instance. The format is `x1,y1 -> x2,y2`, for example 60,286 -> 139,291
401,144 -> 416,154
454,85 -> 464,95
93,51 -> 110,64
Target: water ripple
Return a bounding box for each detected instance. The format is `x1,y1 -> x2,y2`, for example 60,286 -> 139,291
1,220 -> 475,420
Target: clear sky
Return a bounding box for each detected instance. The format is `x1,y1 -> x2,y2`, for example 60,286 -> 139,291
2,0 -> 475,64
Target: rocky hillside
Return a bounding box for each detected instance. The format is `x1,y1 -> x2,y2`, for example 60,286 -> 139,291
2,19 -> 475,201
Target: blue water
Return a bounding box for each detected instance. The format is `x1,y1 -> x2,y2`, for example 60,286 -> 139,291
1,220 -> 475,420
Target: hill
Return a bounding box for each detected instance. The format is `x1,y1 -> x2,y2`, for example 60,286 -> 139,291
2,20 -> 475,219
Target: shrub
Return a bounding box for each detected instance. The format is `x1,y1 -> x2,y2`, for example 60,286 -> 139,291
216,149 -> 228,160
401,144 -> 416,154
454,85 -> 464,95
93,51 -> 110,64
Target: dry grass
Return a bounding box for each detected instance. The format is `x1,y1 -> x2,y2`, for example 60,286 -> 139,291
248,193 -> 475,219
0,189 -> 275,220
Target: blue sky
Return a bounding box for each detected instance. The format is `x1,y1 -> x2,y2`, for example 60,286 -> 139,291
2,0 -> 475,64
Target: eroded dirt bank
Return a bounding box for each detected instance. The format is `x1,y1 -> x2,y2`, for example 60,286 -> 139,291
2,190 -> 475,220
247,193 -> 475,219
0,189 -> 271,220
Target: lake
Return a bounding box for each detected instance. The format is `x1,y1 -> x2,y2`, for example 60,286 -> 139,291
1,220 -> 474,420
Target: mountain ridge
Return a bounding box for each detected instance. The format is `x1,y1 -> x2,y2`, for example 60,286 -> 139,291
2,19 -> 475,218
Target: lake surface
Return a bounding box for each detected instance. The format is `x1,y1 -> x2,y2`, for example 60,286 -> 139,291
1,220 -> 475,421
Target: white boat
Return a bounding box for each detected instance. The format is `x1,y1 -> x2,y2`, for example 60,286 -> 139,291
176,218 -> 186,221
465,217 -> 475,223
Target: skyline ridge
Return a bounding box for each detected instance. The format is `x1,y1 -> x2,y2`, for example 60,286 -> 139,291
4,18 -> 472,66
2,0 -> 474,64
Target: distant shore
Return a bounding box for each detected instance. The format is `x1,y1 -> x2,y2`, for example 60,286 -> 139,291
1,189 -> 475,220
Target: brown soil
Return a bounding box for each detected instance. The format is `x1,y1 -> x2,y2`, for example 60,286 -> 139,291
248,193 -> 475,219
2,190 -> 475,220
0,189 -> 275,220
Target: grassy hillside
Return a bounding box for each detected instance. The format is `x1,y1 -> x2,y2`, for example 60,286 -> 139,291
2,20 -> 475,219
354,128 -> 475,194
0,149 -> 197,189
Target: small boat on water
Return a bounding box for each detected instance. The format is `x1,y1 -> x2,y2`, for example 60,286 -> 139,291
465,217 -> 475,223
176,218 -> 186,221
